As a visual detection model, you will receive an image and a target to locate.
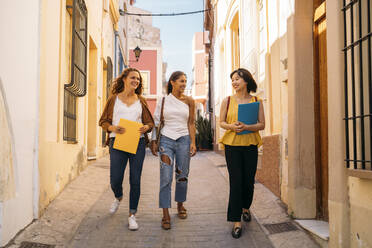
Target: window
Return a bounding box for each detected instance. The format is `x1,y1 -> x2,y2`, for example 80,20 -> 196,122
140,71 -> 150,95
65,0 -> 88,96
63,90 -> 77,141
230,13 -> 240,71
342,0 -> 372,170
63,0 -> 87,142
102,57 -> 113,146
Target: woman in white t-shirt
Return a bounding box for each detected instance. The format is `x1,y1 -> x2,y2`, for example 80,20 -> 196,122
99,68 -> 154,231
150,71 -> 196,230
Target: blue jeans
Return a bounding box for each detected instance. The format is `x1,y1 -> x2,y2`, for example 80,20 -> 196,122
159,135 -> 191,208
109,137 -> 146,214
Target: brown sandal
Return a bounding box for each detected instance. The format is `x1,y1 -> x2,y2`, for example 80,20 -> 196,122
161,218 -> 171,230
177,207 -> 187,219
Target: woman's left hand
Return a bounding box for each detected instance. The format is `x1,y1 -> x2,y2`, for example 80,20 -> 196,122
139,125 -> 149,134
190,143 -> 196,157
234,122 -> 246,133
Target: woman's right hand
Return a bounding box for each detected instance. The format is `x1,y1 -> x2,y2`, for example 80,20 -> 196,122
150,140 -> 158,156
109,125 -> 126,134
230,122 -> 241,133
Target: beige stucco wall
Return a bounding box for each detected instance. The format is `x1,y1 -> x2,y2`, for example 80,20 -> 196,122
349,178 -> 372,247
0,1 -> 40,245
0,81 -> 15,202
326,1 -> 351,247
286,1 -> 317,218
38,0 -> 117,212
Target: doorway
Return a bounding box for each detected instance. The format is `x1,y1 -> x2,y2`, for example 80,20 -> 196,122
314,1 -> 328,220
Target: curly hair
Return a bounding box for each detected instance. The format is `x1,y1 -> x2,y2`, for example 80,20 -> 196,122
111,67 -> 143,95
230,68 -> 257,93
167,71 -> 186,94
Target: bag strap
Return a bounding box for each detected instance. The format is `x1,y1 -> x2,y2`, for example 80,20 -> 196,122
225,96 -> 230,121
254,96 -> 257,102
160,97 -> 165,125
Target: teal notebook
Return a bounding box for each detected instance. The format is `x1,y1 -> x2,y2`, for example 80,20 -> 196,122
237,102 -> 260,135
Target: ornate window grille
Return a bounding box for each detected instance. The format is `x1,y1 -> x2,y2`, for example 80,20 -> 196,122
63,0 -> 87,142
65,0 -> 88,96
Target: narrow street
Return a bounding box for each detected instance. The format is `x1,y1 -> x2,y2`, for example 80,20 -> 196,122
7,151 -> 319,248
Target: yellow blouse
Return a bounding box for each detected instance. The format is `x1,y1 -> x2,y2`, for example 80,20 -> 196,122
219,96 -> 262,147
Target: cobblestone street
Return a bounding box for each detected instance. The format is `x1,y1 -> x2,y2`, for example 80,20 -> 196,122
7,151 -> 318,248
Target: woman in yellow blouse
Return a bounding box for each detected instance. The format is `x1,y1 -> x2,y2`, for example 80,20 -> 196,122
219,68 -> 265,239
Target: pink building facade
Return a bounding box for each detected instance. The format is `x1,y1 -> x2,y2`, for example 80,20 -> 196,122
129,48 -> 162,114
192,32 -> 209,114
127,5 -> 163,114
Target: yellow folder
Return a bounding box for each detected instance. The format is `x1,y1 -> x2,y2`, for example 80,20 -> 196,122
113,118 -> 143,154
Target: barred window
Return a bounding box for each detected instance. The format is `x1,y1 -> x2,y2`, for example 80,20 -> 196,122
65,0 -> 88,96
342,0 -> 372,170
64,0 -> 87,142
141,71 -> 150,95
63,90 -> 77,142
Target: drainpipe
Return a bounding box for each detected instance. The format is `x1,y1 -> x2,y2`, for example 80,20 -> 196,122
114,31 -> 118,77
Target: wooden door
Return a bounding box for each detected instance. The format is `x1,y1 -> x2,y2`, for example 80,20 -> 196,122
314,2 -> 328,220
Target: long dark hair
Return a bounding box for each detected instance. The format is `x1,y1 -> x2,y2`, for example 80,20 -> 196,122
230,68 -> 257,93
111,67 -> 143,95
167,71 -> 186,94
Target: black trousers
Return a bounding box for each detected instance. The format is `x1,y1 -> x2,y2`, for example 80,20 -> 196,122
225,145 -> 258,222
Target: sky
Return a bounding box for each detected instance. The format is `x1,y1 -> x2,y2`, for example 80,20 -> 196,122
133,0 -> 204,86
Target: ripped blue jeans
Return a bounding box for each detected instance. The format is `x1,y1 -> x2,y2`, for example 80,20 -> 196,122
159,135 -> 190,208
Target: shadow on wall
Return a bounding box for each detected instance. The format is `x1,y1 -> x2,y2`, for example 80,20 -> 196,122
0,77 -> 16,201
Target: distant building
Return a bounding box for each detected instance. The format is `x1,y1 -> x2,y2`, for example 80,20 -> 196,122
191,32 -> 209,116
127,5 -> 163,114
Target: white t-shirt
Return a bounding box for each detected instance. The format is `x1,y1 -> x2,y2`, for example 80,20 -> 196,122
110,97 -> 142,138
152,94 -> 189,140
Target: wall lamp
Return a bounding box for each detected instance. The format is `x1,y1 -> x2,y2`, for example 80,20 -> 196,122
129,46 -> 142,62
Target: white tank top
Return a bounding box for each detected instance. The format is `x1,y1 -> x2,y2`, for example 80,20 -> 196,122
110,97 -> 142,138
152,94 -> 189,140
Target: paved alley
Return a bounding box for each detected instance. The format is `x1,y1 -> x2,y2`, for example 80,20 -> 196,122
6,151 -> 318,248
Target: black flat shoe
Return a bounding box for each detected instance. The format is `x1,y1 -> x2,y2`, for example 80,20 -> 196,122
231,226 -> 242,239
242,210 -> 251,222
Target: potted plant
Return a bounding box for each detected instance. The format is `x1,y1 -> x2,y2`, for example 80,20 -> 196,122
195,112 -> 213,150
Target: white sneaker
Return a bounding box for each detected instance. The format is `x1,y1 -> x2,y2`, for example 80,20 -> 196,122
109,199 -> 120,213
128,214 -> 139,231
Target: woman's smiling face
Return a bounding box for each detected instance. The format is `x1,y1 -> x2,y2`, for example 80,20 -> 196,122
231,72 -> 247,92
123,71 -> 141,90
171,74 -> 187,93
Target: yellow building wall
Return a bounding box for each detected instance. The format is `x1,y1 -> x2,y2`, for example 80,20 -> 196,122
38,0 -> 117,212
349,178 -> 372,247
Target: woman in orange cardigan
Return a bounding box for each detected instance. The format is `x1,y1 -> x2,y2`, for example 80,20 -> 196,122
99,67 -> 154,231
